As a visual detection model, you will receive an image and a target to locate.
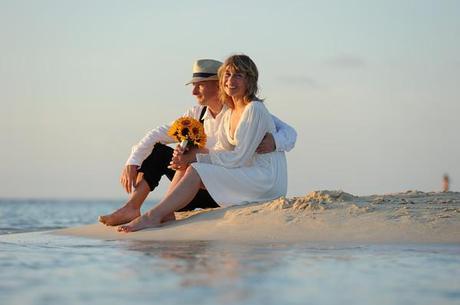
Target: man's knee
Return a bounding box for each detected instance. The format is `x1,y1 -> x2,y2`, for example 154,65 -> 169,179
143,144 -> 173,167
140,143 -> 175,184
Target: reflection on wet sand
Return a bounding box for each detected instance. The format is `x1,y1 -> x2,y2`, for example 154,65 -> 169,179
122,241 -> 287,289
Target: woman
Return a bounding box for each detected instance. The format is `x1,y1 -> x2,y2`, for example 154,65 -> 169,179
118,54 -> 287,232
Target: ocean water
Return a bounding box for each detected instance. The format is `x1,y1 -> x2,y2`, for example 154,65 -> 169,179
0,199 -> 459,305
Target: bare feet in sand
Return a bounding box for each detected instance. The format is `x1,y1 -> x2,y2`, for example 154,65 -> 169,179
98,204 -> 141,226
117,212 -> 176,233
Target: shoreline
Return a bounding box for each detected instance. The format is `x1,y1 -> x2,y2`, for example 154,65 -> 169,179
54,190 -> 460,243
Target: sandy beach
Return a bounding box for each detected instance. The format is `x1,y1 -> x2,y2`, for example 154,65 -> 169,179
2,193 -> 459,305
55,190 -> 460,243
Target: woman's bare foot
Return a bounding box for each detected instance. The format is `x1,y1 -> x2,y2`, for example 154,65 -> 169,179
98,204 -> 141,226
117,212 -> 176,233
117,212 -> 163,233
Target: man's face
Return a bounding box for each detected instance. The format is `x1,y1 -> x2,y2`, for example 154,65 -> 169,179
192,80 -> 219,106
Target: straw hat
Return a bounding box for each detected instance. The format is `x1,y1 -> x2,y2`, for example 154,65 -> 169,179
185,59 -> 222,85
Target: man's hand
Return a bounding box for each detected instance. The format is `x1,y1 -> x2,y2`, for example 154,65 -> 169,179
120,165 -> 139,194
170,145 -> 189,170
256,132 -> 276,154
170,145 -> 198,170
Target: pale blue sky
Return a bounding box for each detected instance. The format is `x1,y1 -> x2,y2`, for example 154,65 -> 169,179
1,0 -> 459,199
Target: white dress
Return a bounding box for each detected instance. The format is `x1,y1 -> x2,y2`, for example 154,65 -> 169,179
192,101 -> 288,207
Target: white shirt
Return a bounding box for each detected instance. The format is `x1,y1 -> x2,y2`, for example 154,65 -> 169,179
125,104 -> 297,166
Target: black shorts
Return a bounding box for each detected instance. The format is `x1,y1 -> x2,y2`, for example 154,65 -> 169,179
138,143 -> 219,212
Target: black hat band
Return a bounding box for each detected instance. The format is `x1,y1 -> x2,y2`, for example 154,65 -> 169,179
192,72 -> 217,78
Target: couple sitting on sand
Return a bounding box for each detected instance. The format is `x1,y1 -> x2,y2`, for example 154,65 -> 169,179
99,54 -> 297,232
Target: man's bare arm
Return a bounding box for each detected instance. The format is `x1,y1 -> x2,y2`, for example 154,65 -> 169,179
256,133 -> 276,154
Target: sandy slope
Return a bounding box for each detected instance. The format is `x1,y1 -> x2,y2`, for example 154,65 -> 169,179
55,190 -> 460,243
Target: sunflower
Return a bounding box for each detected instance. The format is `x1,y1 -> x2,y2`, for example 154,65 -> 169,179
168,116 -> 207,148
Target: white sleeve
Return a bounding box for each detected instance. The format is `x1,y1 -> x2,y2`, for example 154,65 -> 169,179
125,106 -> 203,166
271,114 -> 297,152
198,102 -> 270,168
125,124 -> 175,166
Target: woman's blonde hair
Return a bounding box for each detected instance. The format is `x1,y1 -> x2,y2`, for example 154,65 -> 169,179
218,54 -> 262,108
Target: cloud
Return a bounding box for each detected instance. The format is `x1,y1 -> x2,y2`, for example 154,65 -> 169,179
324,54 -> 366,69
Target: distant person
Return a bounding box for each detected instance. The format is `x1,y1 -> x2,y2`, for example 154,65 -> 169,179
443,174 -> 450,192
99,58 -> 297,226
118,54 -> 289,232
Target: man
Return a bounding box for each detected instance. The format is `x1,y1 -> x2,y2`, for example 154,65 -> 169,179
99,59 -> 297,226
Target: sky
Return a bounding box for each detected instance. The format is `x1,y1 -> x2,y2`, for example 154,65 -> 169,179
1,0 -> 459,199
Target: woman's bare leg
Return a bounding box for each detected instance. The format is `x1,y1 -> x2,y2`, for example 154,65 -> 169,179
118,166 -> 202,232
159,168 -> 188,223
165,168 -> 187,197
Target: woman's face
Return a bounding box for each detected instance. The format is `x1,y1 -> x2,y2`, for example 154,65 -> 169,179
222,66 -> 247,99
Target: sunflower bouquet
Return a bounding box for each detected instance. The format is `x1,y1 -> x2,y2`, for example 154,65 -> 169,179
168,117 -> 207,149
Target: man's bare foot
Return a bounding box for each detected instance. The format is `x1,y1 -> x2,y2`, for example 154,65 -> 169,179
98,204 -> 141,226
117,212 -> 163,233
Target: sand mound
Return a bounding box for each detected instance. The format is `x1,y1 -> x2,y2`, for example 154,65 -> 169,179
55,190 -> 460,243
